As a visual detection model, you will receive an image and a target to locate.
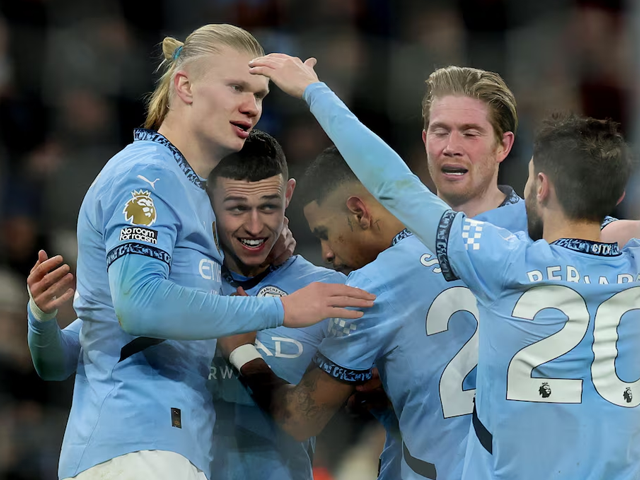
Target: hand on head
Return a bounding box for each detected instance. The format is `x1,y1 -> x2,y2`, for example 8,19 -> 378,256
249,54 -> 319,99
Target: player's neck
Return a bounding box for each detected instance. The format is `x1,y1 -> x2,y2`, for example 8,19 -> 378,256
445,185 -> 506,219
542,212 -> 602,244
223,253 -> 271,279
158,120 -> 223,179
377,212 -> 408,248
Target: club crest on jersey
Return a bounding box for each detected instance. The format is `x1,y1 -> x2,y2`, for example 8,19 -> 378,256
538,382 -> 552,398
123,190 -> 157,226
256,285 -> 287,297
624,387 -> 633,404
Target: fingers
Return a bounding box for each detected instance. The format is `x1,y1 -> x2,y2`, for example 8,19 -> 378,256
45,272 -> 75,299
30,262 -> 71,297
327,307 -> 364,320
329,296 -> 375,309
323,284 -> 376,301
29,255 -> 66,283
30,250 -> 50,275
48,287 -> 75,311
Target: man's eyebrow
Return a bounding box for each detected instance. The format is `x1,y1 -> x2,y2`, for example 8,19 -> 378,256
260,194 -> 282,201
223,195 -> 248,202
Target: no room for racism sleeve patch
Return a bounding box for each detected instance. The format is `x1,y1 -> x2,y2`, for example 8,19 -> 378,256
119,226 -> 158,244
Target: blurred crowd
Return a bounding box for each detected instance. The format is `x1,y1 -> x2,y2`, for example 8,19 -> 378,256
0,0 -> 637,478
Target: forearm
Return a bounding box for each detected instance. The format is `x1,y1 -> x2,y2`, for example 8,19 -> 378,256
304,82 -> 450,252
110,255 -> 284,340
27,309 -> 80,381
239,360 -> 347,441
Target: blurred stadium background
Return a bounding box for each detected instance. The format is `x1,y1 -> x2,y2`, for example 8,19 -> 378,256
0,0 -> 637,478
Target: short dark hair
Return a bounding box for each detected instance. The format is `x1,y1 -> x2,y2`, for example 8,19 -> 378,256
208,129 -> 288,186
532,113 -> 631,222
298,146 -> 360,207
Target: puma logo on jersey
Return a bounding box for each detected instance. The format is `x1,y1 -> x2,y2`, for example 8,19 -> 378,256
137,175 -> 160,189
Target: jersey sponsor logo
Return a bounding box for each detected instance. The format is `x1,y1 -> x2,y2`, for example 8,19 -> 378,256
199,258 -> 221,282
123,190 -> 157,226
256,285 -> 287,297
328,318 -> 357,337
462,219 -> 484,250
119,226 -> 158,244
256,337 -> 303,358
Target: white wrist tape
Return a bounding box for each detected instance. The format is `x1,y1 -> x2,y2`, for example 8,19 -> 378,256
27,285 -> 58,322
229,344 -> 262,371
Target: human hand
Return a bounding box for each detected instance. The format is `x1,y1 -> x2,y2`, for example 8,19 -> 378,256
281,282 -> 375,328
249,53 -> 319,99
27,250 -> 75,317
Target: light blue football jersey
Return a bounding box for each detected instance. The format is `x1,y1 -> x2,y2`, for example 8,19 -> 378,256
301,82 -> 640,480
437,216 -> 640,480
66,129 -> 282,479
209,255 -> 345,480
316,189 -> 527,480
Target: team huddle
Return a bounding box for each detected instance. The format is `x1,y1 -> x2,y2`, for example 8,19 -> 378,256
25,23 -> 640,480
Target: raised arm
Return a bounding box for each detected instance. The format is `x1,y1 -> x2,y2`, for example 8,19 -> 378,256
248,54 -> 451,254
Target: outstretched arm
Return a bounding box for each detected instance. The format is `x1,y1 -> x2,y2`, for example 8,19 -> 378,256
248,54 -> 450,254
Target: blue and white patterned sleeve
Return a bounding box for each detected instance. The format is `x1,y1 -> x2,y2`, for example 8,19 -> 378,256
437,212 -> 528,304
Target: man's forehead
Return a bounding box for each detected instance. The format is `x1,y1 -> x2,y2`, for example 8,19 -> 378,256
217,175 -> 284,198
201,48 -> 269,89
429,95 -> 491,124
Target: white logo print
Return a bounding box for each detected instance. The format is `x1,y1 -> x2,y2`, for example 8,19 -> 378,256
137,175 -> 160,189
462,219 -> 483,250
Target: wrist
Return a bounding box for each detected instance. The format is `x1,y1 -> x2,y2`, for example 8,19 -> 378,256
27,287 -> 57,322
229,344 -> 263,371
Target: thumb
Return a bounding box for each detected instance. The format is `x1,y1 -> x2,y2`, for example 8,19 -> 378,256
39,250 -> 49,262
235,286 -> 249,297
304,57 -> 317,68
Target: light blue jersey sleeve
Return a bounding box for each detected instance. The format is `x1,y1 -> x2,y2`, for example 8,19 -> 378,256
27,307 -> 81,381
304,82 -> 450,256
436,213 -> 530,304
315,269 -> 391,383
104,163 -> 284,340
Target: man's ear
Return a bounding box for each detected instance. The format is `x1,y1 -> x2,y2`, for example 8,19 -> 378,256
284,178 -> 296,208
345,195 -> 371,230
174,70 -> 194,105
496,131 -> 515,164
537,171 -> 551,205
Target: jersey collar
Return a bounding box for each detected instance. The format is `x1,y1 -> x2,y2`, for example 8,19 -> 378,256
497,185 -> 522,207
391,228 -> 413,246
133,128 -> 206,191
551,238 -> 621,256
221,258 -> 293,291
